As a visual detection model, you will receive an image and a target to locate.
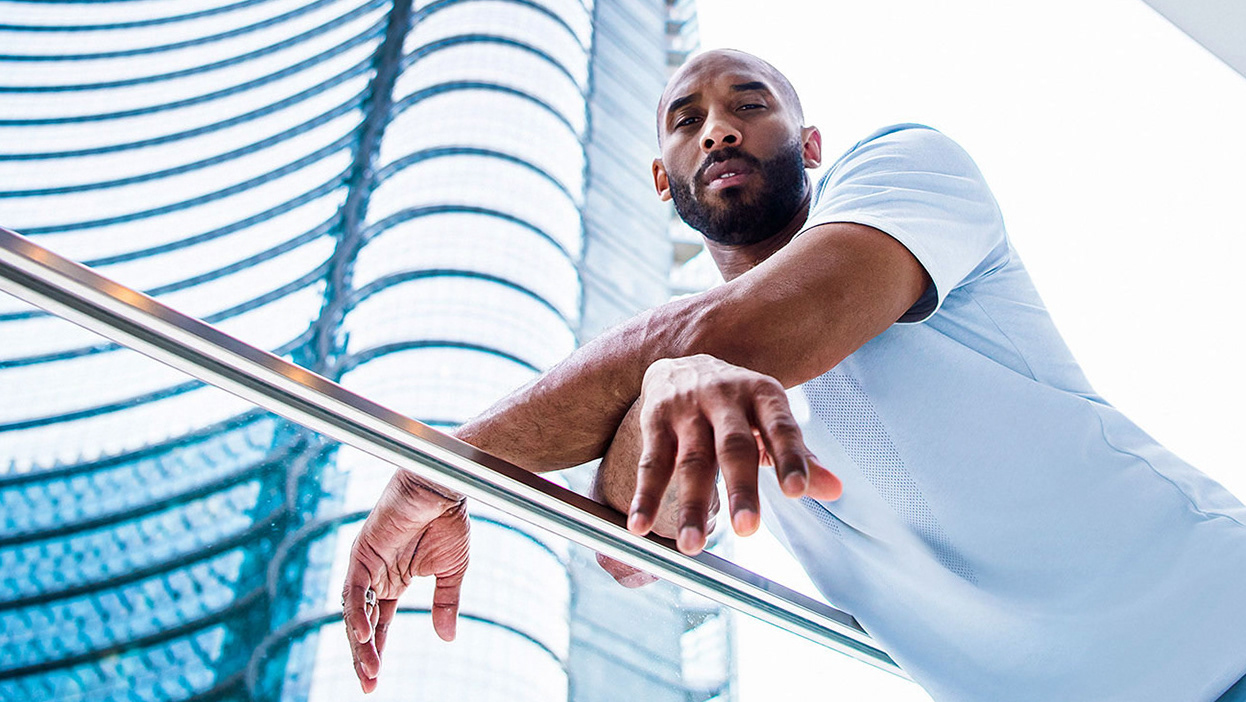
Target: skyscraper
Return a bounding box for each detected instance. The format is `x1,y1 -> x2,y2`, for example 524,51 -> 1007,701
0,0 -> 730,700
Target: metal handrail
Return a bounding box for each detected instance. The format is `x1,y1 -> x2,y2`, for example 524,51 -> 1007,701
0,225 -> 907,678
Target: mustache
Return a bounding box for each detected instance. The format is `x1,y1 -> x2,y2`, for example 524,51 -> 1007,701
695,146 -> 761,182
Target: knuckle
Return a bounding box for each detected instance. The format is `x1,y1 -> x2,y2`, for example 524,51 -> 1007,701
644,357 -> 675,380
754,387 -> 790,411
636,454 -> 670,480
671,388 -> 699,411
705,383 -> 734,406
726,487 -> 758,508
679,499 -> 710,519
641,396 -> 670,422
717,431 -> 756,457
676,447 -> 714,470
632,480 -> 662,503
767,416 -> 803,440
391,472 -> 431,504
752,373 -> 784,392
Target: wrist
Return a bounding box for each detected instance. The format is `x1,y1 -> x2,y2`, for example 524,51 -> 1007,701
390,469 -> 466,507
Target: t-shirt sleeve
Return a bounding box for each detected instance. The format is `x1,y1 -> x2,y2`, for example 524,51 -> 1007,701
802,124 -> 1008,323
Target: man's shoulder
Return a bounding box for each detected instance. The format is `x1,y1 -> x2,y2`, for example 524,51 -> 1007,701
815,123 -> 981,203
855,122 -> 941,146
840,122 -> 948,160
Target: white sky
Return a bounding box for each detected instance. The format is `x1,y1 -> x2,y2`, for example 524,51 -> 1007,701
693,1 -> 1246,699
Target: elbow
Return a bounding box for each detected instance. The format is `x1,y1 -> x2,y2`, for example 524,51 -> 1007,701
636,293 -> 719,361
632,288 -> 791,383
652,291 -> 763,372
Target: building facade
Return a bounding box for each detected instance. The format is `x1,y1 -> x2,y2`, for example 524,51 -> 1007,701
0,0 -> 730,700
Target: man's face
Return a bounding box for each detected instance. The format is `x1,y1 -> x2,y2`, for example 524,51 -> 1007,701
666,139 -> 806,247
654,53 -> 815,246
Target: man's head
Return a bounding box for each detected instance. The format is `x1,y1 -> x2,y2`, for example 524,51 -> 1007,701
653,49 -> 822,247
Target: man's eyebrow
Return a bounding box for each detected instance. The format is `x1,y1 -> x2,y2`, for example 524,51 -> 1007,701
666,92 -> 698,116
731,81 -> 770,93
662,81 -> 773,126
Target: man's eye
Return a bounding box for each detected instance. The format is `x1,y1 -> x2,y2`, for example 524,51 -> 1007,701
739,103 -> 765,111
675,116 -> 701,128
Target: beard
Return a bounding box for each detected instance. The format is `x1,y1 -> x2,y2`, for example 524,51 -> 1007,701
668,138 -> 807,246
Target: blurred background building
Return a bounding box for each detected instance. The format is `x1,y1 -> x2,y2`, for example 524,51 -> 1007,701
0,0 -> 731,700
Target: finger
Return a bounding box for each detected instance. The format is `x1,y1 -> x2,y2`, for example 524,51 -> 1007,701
343,593 -> 374,694
708,408 -> 761,536
594,551 -> 659,588
349,609 -> 380,687
648,479 -> 683,539
351,641 -> 378,694
675,416 -> 716,554
343,557 -> 375,646
753,386 -> 811,497
372,599 -> 399,663
631,407 -> 677,535
431,569 -> 466,642
806,454 -> 843,501
343,550 -> 380,687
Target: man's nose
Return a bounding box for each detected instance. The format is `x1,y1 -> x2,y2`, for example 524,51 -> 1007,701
701,115 -> 741,151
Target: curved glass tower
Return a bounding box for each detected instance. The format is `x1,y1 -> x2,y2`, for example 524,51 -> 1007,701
0,0 -> 728,700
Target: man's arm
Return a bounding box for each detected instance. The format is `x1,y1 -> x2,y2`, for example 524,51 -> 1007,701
344,222 -> 927,690
460,222 -> 926,549
455,222 -> 929,475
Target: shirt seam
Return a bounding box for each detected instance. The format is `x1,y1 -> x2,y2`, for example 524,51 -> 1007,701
967,289 -> 1037,380
1092,408 -> 1246,530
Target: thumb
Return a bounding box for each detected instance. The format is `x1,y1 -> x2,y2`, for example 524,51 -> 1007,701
805,455 -> 843,501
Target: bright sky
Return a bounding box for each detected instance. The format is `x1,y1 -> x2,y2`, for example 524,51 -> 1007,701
693,1 -> 1246,698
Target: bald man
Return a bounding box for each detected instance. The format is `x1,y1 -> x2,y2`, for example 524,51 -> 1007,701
344,49 -> 1246,702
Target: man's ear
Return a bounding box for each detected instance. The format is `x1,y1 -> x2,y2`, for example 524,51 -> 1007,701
652,158 -> 673,202
801,126 -> 823,169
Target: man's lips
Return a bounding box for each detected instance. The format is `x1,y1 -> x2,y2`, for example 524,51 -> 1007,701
702,158 -> 755,190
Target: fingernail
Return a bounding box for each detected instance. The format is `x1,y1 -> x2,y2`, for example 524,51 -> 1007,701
732,508 -> 758,534
678,525 -> 703,552
628,511 -> 651,534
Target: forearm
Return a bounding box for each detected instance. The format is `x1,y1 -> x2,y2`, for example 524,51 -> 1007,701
452,301 -> 705,472
453,223 -> 927,474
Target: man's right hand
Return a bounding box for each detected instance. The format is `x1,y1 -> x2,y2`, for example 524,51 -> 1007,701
628,354 -> 842,554
343,470 -> 469,693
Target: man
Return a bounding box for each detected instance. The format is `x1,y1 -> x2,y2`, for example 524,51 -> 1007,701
343,49 -> 1246,701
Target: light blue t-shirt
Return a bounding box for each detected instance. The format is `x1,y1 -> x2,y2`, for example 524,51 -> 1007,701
758,124 -> 1246,701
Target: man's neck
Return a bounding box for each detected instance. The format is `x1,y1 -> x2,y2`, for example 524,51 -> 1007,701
704,188 -> 812,281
